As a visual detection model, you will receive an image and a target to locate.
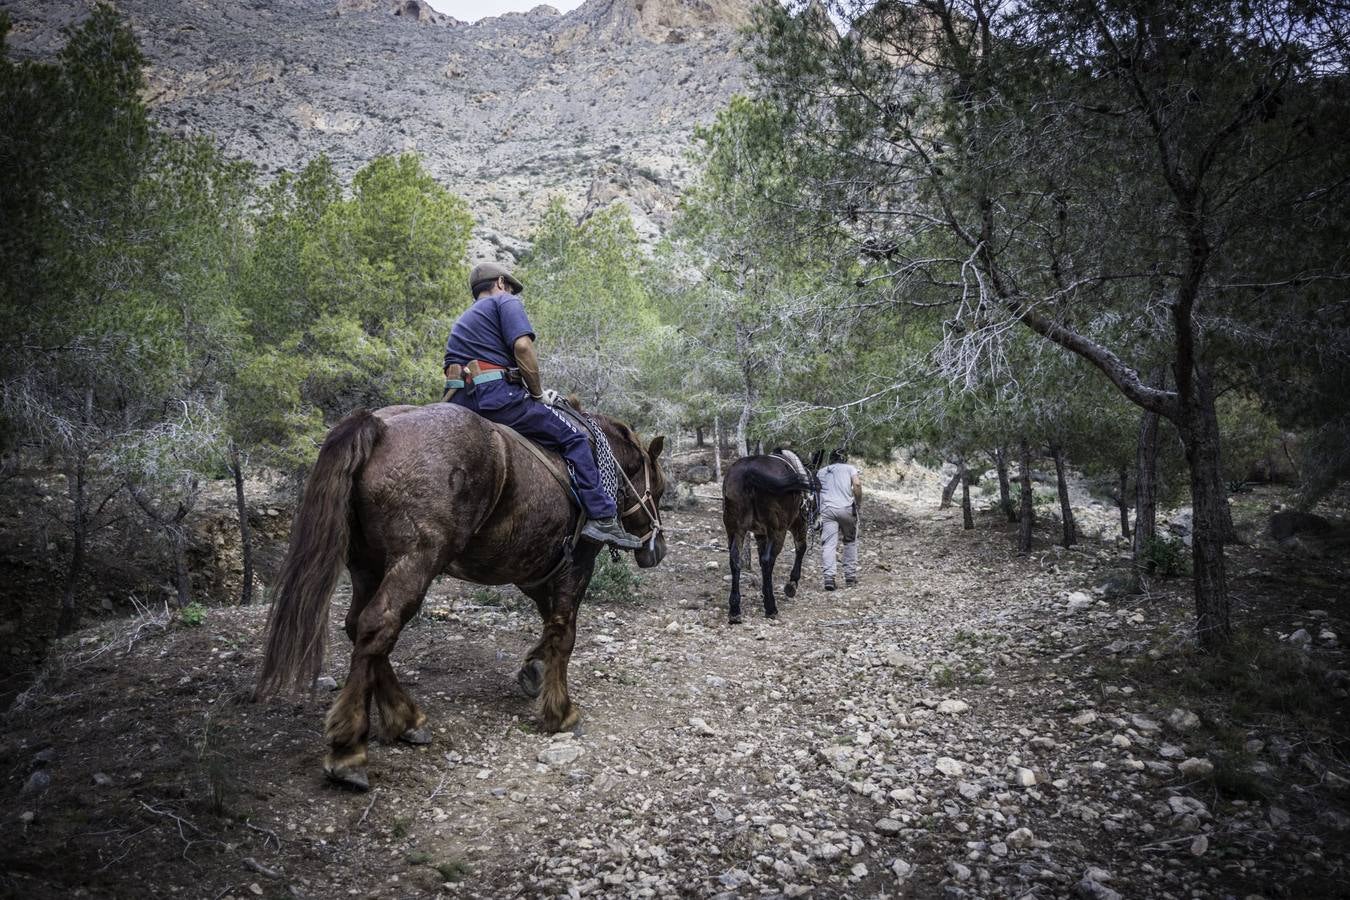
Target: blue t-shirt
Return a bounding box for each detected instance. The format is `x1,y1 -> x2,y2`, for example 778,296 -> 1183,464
443,292 -> 535,370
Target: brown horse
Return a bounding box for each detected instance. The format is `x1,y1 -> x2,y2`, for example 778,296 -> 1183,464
721,451 -> 816,624
256,402 -> 666,790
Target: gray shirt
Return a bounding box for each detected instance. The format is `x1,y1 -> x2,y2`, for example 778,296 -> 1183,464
817,463 -> 859,512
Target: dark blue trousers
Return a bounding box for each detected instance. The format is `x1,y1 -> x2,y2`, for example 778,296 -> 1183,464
452,380 -> 616,519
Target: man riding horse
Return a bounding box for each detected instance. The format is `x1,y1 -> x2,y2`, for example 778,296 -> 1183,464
256,260 -> 668,790
442,262 -> 639,550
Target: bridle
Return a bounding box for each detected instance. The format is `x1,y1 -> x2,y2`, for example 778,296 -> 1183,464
616,442 -> 663,550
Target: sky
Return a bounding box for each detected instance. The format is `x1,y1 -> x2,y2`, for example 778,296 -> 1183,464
427,0 -> 586,21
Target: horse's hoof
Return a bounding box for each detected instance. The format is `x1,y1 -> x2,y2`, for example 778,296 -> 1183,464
517,659 -> 546,699
559,705 -> 582,733
766,612 -> 780,621
784,582 -> 797,599
728,614 -> 743,625
324,764 -> 370,792
399,727 -> 432,746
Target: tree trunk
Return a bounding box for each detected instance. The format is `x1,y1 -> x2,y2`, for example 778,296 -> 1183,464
695,425 -> 705,448
1132,371 -> 1163,571
1116,467 -> 1131,539
230,444 -> 255,605
57,456 -> 88,637
1182,409 -> 1233,652
1018,438 -> 1034,555
1051,444 -> 1076,547
128,480 -> 199,611
959,457 -> 974,530
736,399 -> 751,459
939,467 -> 961,509
713,414 -> 723,482
994,446 -> 1015,522
1196,365 -> 1237,542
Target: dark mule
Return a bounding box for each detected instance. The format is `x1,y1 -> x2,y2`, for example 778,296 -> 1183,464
721,451 -> 816,624
256,402 -> 666,790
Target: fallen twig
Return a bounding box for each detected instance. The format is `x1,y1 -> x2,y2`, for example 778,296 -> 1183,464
243,819 -> 282,852
243,856 -> 283,880
425,772 -> 449,805
356,789 -> 379,828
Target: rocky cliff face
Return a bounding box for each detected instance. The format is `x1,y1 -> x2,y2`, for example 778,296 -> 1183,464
3,0 -> 758,259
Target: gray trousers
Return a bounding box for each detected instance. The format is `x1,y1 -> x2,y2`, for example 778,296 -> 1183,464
820,506 -> 858,578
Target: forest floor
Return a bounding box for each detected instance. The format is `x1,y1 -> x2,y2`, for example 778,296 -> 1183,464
1,466 -> 1347,899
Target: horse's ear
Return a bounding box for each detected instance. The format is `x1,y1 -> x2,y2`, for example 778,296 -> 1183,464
647,435 -> 665,460
568,394 -> 581,410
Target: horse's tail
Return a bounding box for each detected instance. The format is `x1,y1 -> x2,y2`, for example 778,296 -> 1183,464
256,409 -> 385,698
743,466 -> 811,496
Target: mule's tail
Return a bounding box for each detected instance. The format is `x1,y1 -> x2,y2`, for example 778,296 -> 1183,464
743,467 -> 811,495
256,409 -> 385,698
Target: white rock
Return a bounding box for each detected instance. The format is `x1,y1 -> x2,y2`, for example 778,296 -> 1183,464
689,717 -> 718,736
537,744 -> 583,766
874,818 -> 902,834
769,823 -> 790,842
890,859 -> 913,881
1014,767 -> 1038,787
937,699 -> 970,714
1166,708 -> 1201,731
1005,827 -> 1034,849
1066,590 -> 1093,611
1190,834 -> 1209,856
1128,714 -> 1160,734
314,675 -> 339,691
935,757 -> 964,777
818,746 -> 857,773
1288,628 -> 1312,647
946,861 -> 972,881
1179,757 -> 1214,778
1069,710 -> 1098,726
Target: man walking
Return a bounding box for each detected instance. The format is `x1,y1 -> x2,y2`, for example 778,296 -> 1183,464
443,262 -> 639,550
817,448 -> 862,590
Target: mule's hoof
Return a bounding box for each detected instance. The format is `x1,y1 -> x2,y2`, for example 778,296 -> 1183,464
784,582 -> 797,599
517,659 -> 546,699
399,727 -> 432,746
559,706 -> 582,733
728,614 -> 743,625
324,764 -> 370,792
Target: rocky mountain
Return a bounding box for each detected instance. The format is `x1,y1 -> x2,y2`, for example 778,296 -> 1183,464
2,0 -> 760,259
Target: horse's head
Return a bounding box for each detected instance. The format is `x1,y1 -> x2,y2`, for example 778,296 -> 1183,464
602,419 -> 668,569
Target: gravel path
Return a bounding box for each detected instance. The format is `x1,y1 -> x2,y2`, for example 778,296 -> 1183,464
2,484 -> 1346,899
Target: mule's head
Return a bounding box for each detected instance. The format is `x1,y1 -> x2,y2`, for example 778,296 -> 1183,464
607,423 -> 667,569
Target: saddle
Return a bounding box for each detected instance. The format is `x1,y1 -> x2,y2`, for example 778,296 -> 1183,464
486,397 -> 621,588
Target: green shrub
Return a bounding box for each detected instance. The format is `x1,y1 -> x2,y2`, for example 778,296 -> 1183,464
1142,535 -> 1188,577
179,602 -> 206,627
588,553 -> 642,604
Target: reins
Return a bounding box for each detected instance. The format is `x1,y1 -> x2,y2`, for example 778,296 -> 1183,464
615,446 -> 663,550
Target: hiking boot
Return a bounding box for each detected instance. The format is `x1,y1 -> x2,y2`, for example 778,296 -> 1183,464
581,516 -> 641,550
845,575 -> 858,587
823,575 -> 836,592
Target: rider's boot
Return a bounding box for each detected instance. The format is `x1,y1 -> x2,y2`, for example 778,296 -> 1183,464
581,515 -> 641,550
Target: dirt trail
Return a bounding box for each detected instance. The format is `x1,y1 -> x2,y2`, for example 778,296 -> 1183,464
1,485 -> 1346,899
